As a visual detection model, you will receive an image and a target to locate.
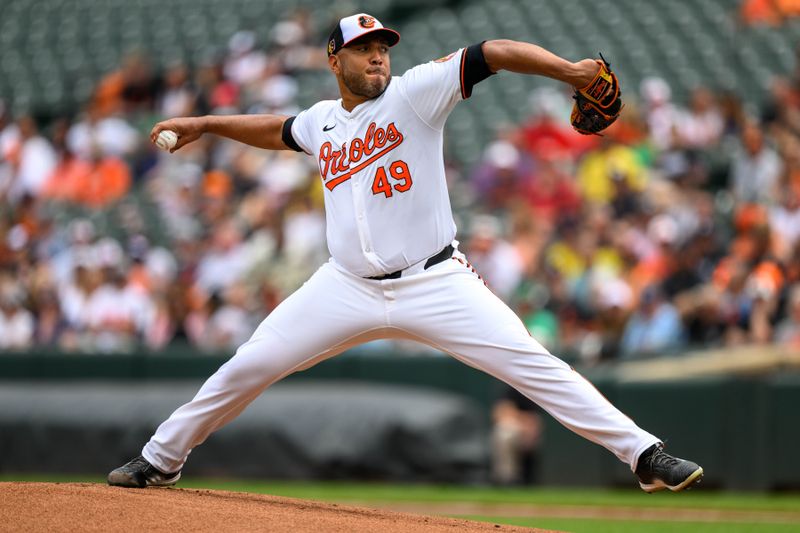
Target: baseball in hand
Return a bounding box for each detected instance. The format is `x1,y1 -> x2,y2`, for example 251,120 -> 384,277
155,130 -> 178,151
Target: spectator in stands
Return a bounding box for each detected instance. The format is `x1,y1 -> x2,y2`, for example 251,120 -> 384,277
634,214 -> 680,288
576,136 -> 648,207
520,87 -> 594,159
605,101 -> 650,146
569,224 -> 620,313
465,215 -> 525,301
44,147 -> 131,208
143,293 -> 176,351
0,101 -> 17,200
224,31 -> 268,88
676,283 -> 726,347
522,153 -> 581,224
746,260 -> 785,343
769,172 -> 800,262
0,219 -> 16,270
730,121 -> 783,204
269,8 -> 325,71
512,276 -> 560,353
194,217 -> 252,294
0,100 -> 15,153
206,282 -> 257,351
257,61 -> 300,115
278,194 -> 328,287
9,193 -> 44,245
719,91 -> 747,139
662,237 -> 705,300
640,77 -> 682,151
470,139 -> 533,211
93,62 -> 125,117
85,264 -> 154,353
66,105 -> 139,161
762,76 -> 800,132
506,210 -> 551,280
593,276 -> 634,362
545,218 -> 588,291
0,280 -> 34,350
149,167 -> 204,242
712,255 -> 765,345
6,116 -> 57,203
257,149 -> 313,199
203,60 -> 240,114
198,169 -> 234,226
43,146 -> 89,202
159,62 -> 197,119
183,288 -> 215,350
679,86 -> 724,150
491,386 -> 543,486
31,287 -> 67,347
120,52 -> 160,114
134,242 -> 179,296
620,284 -> 686,358
58,259 -> 93,320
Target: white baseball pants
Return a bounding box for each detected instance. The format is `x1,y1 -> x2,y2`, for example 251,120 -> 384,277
143,248 -> 659,473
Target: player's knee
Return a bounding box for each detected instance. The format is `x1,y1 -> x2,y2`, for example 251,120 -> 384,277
215,344 -> 298,389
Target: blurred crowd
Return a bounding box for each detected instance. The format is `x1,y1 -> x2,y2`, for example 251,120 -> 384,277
1,12 -> 799,360
0,11 -> 328,354
467,66 -> 800,362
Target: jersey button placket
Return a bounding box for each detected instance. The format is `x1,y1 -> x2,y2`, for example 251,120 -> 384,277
346,118 -> 377,267
353,178 -> 373,255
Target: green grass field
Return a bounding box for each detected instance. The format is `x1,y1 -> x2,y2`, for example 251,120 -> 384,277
4,475 -> 799,532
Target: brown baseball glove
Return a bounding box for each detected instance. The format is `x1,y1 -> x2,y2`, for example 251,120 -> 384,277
570,54 -> 622,135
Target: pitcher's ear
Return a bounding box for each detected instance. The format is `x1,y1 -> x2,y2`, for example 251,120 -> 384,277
328,54 -> 339,74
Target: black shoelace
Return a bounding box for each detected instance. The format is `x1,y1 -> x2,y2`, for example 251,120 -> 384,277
126,456 -> 151,471
648,449 -> 680,471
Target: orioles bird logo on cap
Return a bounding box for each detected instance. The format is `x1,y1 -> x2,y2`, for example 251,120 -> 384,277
358,15 -> 376,28
328,39 -> 336,55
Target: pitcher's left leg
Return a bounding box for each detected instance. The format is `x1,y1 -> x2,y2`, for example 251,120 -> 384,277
391,259 -> 658,469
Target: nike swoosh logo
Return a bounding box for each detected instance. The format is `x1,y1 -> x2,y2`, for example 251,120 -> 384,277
323,124 -> 336,132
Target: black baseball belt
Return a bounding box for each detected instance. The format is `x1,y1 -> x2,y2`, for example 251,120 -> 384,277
366,244 -> 454,281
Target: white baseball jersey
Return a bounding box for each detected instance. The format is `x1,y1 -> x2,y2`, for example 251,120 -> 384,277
287,49 -> 469,277
141,43 -> 662,478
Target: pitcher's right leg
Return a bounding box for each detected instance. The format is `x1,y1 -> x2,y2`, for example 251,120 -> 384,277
389,257 -> 702,491
390,257 -> 660,469
139,262 -> 384,474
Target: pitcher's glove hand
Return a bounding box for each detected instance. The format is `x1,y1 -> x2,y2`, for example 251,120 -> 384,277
570,54 -> 622,135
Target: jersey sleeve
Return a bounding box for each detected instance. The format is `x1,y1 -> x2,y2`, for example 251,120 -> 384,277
398,42 -> 496,130
282,109 -> 313,155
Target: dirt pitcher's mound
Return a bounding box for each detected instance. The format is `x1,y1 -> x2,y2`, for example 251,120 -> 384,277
0,482 -> 553,532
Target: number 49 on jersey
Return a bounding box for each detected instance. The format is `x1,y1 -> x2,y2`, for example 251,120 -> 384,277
372,160 -> 412,198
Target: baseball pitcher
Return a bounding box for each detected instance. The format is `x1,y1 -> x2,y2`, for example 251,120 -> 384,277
109,14 -> 702,493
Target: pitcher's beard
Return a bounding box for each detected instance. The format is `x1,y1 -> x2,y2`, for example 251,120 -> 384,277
343,70 -> 389,99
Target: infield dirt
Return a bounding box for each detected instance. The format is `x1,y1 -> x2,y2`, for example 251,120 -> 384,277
0,482 -> 552,532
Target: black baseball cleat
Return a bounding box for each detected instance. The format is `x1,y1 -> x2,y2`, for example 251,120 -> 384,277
635,444 -> 703,493
107,455 -> 181,488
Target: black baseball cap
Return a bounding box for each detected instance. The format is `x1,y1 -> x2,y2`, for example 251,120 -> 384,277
327,13 -> 400,56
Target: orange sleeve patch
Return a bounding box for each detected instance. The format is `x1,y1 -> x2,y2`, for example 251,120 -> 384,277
434,52 -> 457,63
